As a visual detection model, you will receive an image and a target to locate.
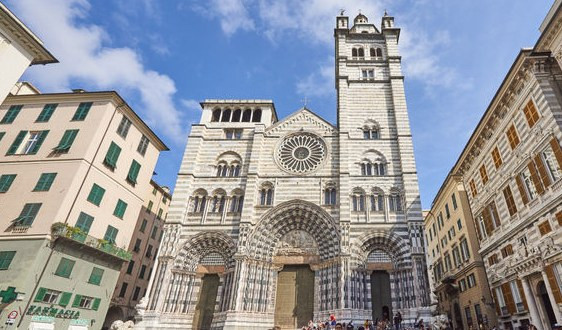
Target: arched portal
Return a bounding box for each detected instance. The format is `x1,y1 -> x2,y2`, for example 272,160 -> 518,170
537,281 -> 557,326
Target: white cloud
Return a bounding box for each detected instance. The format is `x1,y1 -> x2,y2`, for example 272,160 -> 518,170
193,0 -> 255,36
296,61 -> 334,98
9,0 -> 186,144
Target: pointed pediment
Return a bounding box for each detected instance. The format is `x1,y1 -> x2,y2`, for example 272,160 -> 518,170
265,107 -> 337,136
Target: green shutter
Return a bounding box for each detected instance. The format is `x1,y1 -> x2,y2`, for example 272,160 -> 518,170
34,287 -> 47,302
75,212 -> 94,233
103,142 -> 121,169
54,257 -> 75,278
113,200 -> 127,219
87,184 -> 105,206
72,102 -> 92,121
1,105 -> 23,124
72,294 -> 82,308
0,251 -> 16,270
126,160 -> 141,185
14,203 -> 42,226
59,292 -> 72,307
88,267 -> 104,285
36,104 -> 57,122
53,129 -> 79,152
103,226 -> 118,244
33,173 -> 57,191
28,130 -> 49,154
0,174 -> 16,192
92,298 -> 101,311
6,130 -> 28,155
0,132 -> 5,142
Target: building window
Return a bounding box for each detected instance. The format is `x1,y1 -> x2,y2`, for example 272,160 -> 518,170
501,244 -> 513,258
126,160 -> 141,185
113,199 -> 128,219
459,279 -> 467,292
133,239 -> 142,253
388,194 -> 402,212
139,265 -> 147,279
0,174 -> 16,193
88,267 -> 104,285
103,225 -> 118,244
448,227 -> 455,240
54,257 -> 76,278
445,203 -> 451,219
361,69 -> 375,80
193,195 -> 207,213
132,286 -> 141,301
14,203 -> 42,227
231,109 -> 241,122
53,129 -> 79,153
457,219 -> 462,230
363,128 -> 379,139
7,130 -> 49,155
0,132 -> 4,142
151,225 -> 158,239
118,283 -> 128,298
157,208 -> 163,218
452,246 -> 461,268
538,220 -> 552,236
137,135 -> 149,156
469,179 -> 477,197
230,164 -> 241,177
211,108 -> 221,122
479,164 -> 488,185
230,195 -> 244,213
225,129 -> 242,139
451,193 -> 457,210
492,146 -> 503,169
495,287 -> 508,315
87,184 -> 105,206
460,238 -> 470,261
370,193 -> 384,211
33,173 -> 57,192
360,162 -> 385,176
36,104 -> 57,122
259,188 -> 274,206
1,105 -> 23,124
506,124 -> 520,150
474,304 -> 483,325
467,273 -> 476,288
520,167 -> 537,201
116,116 -> 132,138
542,145 -> 562,182
71,102 -> 93,121
444,253 -> 452,272
72,295 -> 96,309
75,212 -> 94,234
0,251 -> 16,270
352,192 -> 366,211
510,281 -> 525,312
103,142 -> 121,170
126,260 -> 135,274
324,188 -> 337,205
503,186 -> 517,216
41,289 -> 60,304
252,109 -> 262,122
147,201 -> 153,213
523,100 -> 540,128
488,254 -> 499,266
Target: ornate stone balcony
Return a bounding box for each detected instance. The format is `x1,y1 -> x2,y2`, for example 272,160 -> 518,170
51,223 -> 132,261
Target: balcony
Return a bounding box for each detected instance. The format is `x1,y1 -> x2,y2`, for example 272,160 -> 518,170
51,223 -> 132,261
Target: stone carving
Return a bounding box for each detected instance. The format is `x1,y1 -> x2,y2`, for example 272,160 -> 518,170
275,230 -> 319,256
275,133 -> 326,174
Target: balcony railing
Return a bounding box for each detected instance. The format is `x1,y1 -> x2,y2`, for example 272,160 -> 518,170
51,223 -> 132,261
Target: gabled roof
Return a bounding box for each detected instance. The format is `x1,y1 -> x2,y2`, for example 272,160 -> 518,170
265,106 -> 337,136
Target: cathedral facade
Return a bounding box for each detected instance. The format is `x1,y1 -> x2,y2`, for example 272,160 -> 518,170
137,12 -> 430,330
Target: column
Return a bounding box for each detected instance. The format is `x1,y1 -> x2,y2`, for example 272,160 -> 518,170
542,270 -> 562,323
521,277 -> 543,329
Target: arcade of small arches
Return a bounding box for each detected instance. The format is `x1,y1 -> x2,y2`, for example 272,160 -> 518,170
144,201 -> 420,329
211,107 -> 262,123
351,187 -> 404,213
359,149 -> 388,177
351,46 -> 384,59
189,188 -> 244,215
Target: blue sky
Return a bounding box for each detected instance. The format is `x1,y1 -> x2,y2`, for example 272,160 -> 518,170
7,0 -> 553,208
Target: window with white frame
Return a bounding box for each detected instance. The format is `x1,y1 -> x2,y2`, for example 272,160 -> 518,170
370,193 -> 384,211
542,146 -> 562,182
388,194 -> 402,212
495,287 -> 507,315
467,273 -> 476,288
460,238 -> 470,261
78,295 -> 94,309
361,69 -> 374,80
192,194 -> 207,213
42,289 -> 60,303
229,194 -> 244,213
210,194 -> 226,213
477,215 -> 487,239
510,281 -> 525,312
225,129 -> 242,140
352,191 -> 366,211
259,188 -> 274,206
363,128 -> 379,139
520,167 -> 537,200
324,187 -> 337,205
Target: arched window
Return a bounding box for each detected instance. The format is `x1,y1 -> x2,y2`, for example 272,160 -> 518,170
217,162 -> 228,177
259,188 -> 273,206
192,190 -> 208,213
352,189 -> 366,211
363,128 -> 379,139
232,109 -> 241,122
221,108 -> 231,122
210,195 -> 226,213
230,164 -> 241,177
374,163 -> 386,176
376,48 -> 383,57
370,190 -> 384,211
358,47 -> 365,57
212,109 -> 221,122
252,109 -> 262,122
389,193 -> 402,212
230,194 -> 244,213
324,188 -> 337,205
242,109 -> 252,122
370,48 -> 376,57
352,48 -> 358,57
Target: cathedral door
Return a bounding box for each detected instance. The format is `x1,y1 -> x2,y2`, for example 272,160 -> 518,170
371,270 -> 392,323
192,274 -> 220,330
274,265 -> 314,329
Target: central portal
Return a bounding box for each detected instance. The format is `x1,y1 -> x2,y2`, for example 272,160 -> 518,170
371,270 -> 392,322
274,265 -> 314,330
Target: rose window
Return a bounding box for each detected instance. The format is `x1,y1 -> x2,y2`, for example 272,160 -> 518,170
276,133 -> 326,174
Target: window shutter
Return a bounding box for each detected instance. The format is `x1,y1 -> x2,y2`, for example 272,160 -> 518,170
516,280 -> 528,311
492,288 -> 501,315
59,292 -> 72,307
491,203 -> 501,227
515,175 -> 529,205
0,132 -> 5,142
534,154 -> 551,189
550,138 -> 562,170
502,283 -> 515,314
127,160 -> 141,184
92,298 -> 101,311
104,142 -> 121,169
72,294 -> 82,308
473,216 -> 482,241
34,287 -> 47,302
482,207 -> 493,236
37,104 -> 57,122
528,161 -> 544,195
546,265 -> 562,304
7,130 -> 28,155
54,129 -> 79,152
29,130 -> 49,154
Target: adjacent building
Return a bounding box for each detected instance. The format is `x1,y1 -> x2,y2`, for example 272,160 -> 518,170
424,175 -> 497,329
0,89 -> 168,329
449,1 -> 562,329
136,12 -> 430,330
0,2 -> 57,104
103,180 -> 171,328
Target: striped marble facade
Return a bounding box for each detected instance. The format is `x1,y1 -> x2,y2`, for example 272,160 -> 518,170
136,12 -> 430,329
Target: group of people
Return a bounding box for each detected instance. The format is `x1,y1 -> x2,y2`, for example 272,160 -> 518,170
298,312 -> 421,330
